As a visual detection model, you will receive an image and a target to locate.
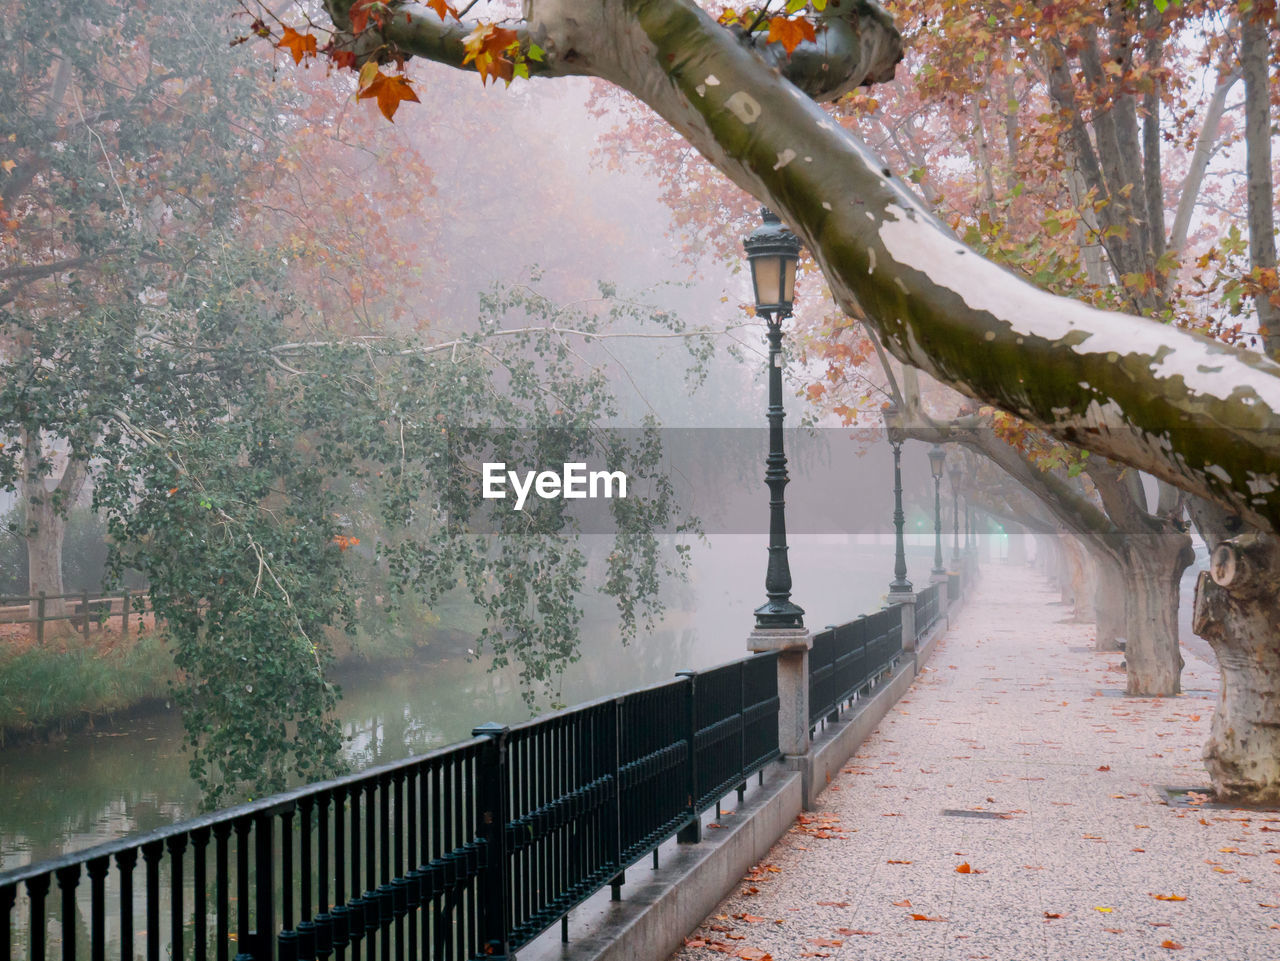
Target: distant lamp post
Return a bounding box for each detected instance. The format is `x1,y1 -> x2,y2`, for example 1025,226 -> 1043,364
884,401 -> 912,596
928,444 -> 946,578
949,460 -> 962,567
745,208 -> 804,630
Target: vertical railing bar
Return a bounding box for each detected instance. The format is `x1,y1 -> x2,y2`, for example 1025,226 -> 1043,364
332,787 -> 347,961
363,781 -> 377,958
55,865 -> 79,961
280,806 -> 297,961
26,874 -> 49,961
192,828 -> 210,961
1,882 -> 16,961
213,823 -> 230,961
142,840 -> 162,961
87,857 -> 109,961
167,834 -> 188,961
233,819 -> 252,961
298,796 -> 315,961
349,785 -> 362,961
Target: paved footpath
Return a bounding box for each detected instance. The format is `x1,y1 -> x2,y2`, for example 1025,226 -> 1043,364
669,564 -> 1280,961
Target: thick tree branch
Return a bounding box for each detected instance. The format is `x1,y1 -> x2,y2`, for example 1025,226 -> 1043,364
313,0 -> 1280,535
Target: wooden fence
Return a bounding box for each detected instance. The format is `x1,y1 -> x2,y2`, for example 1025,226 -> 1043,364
0,589 -> 152,644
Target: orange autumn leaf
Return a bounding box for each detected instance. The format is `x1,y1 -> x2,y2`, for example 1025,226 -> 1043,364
765,15 -> 816,56
356,70 -> 421,122
808,938 -> 843,948
1152,894 -> 1187,901
462,23 -> 518,85
1160,940 -> 1184,950
835,928 -> 878,936
892,898 -> 911,907
349,0 -> 381,34
277,26 -> 317,64
736,948 -> 772,961
427,0 -> 459,20
909,913 -> 948,922
887,859 -> 912,864
955,862 -> 984,874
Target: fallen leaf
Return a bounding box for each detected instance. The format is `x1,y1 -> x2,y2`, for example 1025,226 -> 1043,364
887,859 -> 913,865
835,928 -> 878,936
1152,894 -> 1187,901
1098,765 -> 1111,771
1043,912 -> 1064,919
892,899 -> 912,907
955,862 -> 985,874
808,938 -> 843,948
816,901 -> 849,908
1095,906 -> 1114,913
910,914 -> 948,922
1104,927 -> 1124,934
736,948 -> 772,961
735,915 -> 767,924
1160,940 -> 1184,950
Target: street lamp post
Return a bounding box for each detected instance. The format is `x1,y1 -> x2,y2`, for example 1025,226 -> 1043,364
884,402 -> 912,596
744,209 -> 804,631
949,461 -> 962,567
928,444 -> 947,580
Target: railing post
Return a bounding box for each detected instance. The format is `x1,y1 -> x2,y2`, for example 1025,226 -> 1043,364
36,592 -> 45,646
471,722 -> 511,959
747,628 -> 811,757
122,589 -> 131,636
81,589 -> 91,638
889,590 -> 917,652
675,671 -> 699,843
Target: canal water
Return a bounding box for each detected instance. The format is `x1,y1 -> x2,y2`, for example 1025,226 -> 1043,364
0,537 -> 938,872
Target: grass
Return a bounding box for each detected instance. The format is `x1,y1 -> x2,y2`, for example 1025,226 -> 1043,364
0,630 -> 176,741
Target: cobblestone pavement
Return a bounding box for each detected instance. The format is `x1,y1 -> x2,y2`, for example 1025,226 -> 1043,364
668,564 -> 1280,961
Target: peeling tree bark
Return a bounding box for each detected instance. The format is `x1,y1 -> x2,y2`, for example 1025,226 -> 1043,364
320,0 -> 1280,535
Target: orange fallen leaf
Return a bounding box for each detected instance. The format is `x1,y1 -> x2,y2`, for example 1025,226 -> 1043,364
1097,765 -> 1111,771
808,938 -> 843,948
1152,894 -> 1187,901
835,928 -> 878,936
1104,927 -> 1124,934
1160,940 -> 1184,950
892,899 -> 912,907
736,948 -> 772,961
1043,912 -> 1064,919
735,915 -> 767,924
816,901 -> 849,908
910,914 -> 948,922
955,862 -> 985,874
887,859 -> 913,865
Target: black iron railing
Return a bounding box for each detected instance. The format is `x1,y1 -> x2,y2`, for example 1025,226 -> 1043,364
807,605 -> 903,729
947,572 -> 960,602
0,655 -> 780,961
916,581 -> 943,636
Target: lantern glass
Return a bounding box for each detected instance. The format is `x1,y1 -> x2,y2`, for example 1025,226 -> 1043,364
751,255 -> 783,310
928,444 -> 946,479
743,208 -> 801,313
